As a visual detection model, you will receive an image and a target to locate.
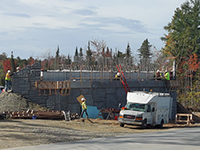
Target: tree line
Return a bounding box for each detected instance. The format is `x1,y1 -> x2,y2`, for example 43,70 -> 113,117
0,38 -> 161,83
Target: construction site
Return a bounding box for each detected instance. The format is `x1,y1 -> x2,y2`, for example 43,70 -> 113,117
2,62 -> 179,119
0,62 -> 200,149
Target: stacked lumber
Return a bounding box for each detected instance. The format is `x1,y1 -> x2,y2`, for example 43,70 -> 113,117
3,110 -> 65,120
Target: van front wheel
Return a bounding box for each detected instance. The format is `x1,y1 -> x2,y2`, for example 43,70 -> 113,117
141,119 -> 147,128
120,123 -> 124,127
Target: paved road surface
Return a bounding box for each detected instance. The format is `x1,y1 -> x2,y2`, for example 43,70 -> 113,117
5,127 -> 200,150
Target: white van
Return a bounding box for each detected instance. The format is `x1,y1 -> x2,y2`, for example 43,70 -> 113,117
118,91 -> 173,128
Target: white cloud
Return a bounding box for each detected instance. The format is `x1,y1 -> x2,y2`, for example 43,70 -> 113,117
0,0 -> 188,58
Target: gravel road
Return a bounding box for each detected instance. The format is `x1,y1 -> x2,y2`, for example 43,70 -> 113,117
0,118 -> 182,150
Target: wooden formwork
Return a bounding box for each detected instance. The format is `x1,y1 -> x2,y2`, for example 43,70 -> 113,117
35,81 -> 71,95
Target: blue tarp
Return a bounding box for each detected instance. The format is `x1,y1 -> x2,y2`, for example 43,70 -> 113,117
82,106 -> 103,119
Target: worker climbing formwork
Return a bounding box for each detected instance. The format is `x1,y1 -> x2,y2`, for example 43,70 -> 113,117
116,65 -> 130,94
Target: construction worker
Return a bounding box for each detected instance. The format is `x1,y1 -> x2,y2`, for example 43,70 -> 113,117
164,70 -> 170,90
115,72 -> 121,80
16,67 -> 20,72
80,98 -> 89,118
5,70 -> 12,92
155,70 -> 161,80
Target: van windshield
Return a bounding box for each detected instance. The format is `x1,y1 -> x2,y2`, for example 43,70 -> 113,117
125,103 -> 146,112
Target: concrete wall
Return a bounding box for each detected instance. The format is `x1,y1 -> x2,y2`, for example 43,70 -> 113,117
43,70 -> 155,81
12,63 -> 177,120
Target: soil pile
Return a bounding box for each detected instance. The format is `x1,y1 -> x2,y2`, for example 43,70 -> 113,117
0,92 -> 48,112
177,102 -> 191,113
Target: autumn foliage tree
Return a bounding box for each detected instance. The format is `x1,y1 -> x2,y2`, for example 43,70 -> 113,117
177,53 -> 200,109
161,0 -> 200,110
3,59 -> 11,73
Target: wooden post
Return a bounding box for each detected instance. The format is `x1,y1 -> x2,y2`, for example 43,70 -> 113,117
49,89 -> 52,95
70,64 -> 72,80
90,66 -> 93,85
80,66 -> 82,85
101,68 -> 103,84
110,69 -> 112,83
138,68 -> 140,81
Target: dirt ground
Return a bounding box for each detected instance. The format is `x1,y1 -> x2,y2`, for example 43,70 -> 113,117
1,118 -> 200,150
1,92 -> 200,149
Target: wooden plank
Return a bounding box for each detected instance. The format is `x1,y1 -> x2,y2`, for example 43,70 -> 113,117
175,113 -> 193,125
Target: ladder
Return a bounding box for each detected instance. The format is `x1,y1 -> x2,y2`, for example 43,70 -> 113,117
116,65 -> 130,93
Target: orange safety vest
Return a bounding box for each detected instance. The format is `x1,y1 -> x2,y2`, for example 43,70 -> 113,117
5,73 -> 11,81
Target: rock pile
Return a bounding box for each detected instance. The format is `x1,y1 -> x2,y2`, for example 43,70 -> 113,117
0,92 -> 48,112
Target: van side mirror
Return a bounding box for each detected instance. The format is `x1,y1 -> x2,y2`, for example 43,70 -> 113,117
152,107 -> 155,112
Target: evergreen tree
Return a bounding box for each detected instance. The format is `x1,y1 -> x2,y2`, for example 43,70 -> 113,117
138,39 -> 152,70
74,47 -> 79,63
86,41 -> 93,66
126,43 -> 132,65
56,46 -> 60,69
138,39 -> 152,60
79,47 -> 83,57
79,47 -> 83,64
126,43 -> 131,58
66,54 -> 71,65
161,0 -> 200,69
10,51 -> 15,73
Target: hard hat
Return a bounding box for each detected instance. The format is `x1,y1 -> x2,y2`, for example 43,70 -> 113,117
81,98 -> 85,101
16,67 -> 19,70
157,70 -> 159,72
7,70 -> 10,73
117,72 -> 120,76
165,70 -> 168,73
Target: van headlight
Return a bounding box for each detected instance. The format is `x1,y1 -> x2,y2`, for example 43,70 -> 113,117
118,115 -> 123,119
136,114 -> 143,121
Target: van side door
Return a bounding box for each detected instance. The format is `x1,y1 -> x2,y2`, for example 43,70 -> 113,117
143,104 -> 152,124
150,103 -> 156,124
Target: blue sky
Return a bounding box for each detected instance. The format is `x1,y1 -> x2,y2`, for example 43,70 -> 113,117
0,0 -> 187,59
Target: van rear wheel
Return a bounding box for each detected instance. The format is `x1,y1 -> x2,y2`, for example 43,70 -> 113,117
159,120 -> 164,128
120,123 -> 124,127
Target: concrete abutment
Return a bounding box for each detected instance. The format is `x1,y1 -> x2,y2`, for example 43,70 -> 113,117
12,63 -> 177,120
